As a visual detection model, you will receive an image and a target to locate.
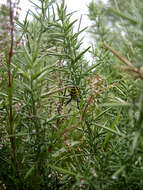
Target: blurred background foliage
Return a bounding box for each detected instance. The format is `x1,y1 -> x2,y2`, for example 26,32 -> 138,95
0,0 -> 143,189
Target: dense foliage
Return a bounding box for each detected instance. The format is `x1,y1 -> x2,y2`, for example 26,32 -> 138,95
0,0 -> 143,189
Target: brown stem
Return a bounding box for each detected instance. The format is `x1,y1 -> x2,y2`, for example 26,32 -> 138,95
56,58 -> 63,127
8,0 -> 19,176
61,95 -> 94,137
103,42 -> 135,69
80,95 -> 93,121
103,42 -> 143,80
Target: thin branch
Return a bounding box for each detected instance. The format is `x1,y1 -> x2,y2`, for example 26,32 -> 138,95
103,42 -> 135,69
41,85 -> 73,97
80,95 -> 93,121
8,0 -> 19,175
103,42 -> 143,80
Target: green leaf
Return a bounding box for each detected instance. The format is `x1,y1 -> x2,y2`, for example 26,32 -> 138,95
65,19 -> 78,32
112,165 -> 126,179
73,27 -> 88,39
95,107 -> 112,120
95,122 -> 124,137
23,47 -> 33,68
74,47 -> 90,63
47,164 -> 83,177
32,62 -> 57,81
102,110 -> 121,149
131,131 -> 140,155
81,62 -> 100,77
108,7 -> 138,25
18,69 -> 30,81
24,165 -> 35,180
